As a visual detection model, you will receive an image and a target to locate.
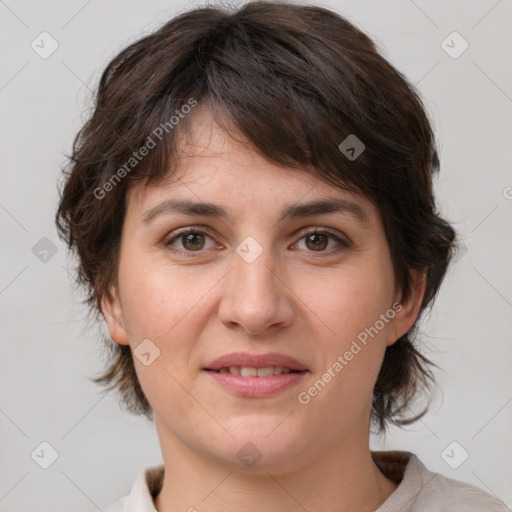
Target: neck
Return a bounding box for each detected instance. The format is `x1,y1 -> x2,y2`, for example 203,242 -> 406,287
153,423 -> 398,512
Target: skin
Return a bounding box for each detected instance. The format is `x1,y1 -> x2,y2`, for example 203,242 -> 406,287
102,105 -> 426,512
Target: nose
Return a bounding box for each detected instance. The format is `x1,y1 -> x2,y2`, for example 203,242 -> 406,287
217,243 -> 294,335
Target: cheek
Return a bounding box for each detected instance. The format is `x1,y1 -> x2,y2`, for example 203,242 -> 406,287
305,261 -> 394,344
117,263 -> 207,413
300,261 -> 394,398
121,277 -> 189,342
117,253 -> 225,356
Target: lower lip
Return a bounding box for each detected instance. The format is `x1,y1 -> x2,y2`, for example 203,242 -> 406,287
203,370 -> 308,397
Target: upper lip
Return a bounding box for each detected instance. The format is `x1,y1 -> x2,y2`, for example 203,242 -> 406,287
204,352 -> 309,371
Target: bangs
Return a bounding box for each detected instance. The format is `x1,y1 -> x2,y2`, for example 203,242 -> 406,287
97,4 -> 427,203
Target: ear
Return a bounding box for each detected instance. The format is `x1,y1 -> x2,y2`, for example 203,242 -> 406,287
386,270 -> 427,346
101,285 -> 130,346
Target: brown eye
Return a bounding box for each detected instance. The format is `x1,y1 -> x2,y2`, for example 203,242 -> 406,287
165,228 -> 217,256
293,228 -> 350,255
305,232 -> 329,251
181,232 -> 206,251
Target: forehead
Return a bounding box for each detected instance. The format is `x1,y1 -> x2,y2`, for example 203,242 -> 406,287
126,105 -> 379,227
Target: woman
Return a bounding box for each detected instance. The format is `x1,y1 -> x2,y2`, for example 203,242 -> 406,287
55,1 -> 508,510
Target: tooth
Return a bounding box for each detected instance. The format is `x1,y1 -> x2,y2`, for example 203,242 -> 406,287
219,368 -> 229,373
240,366 -> 258,377
273,366 -> 283,375
282,368 -> 291,373
257,367 -> 274,377
229,366 -> 241,375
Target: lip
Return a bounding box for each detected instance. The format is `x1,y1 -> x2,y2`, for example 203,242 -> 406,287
204,370 -> 308,397
204,351 -> 309,371
203,351 -> 309,398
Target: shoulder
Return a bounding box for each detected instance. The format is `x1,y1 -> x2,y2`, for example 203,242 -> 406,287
104,464 -> 164,512
373,451 -> 509,512
105,494 -> 128,512
417,464 -> 509,511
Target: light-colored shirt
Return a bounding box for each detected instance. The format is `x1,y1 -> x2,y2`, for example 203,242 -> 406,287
105,450 -> 509,511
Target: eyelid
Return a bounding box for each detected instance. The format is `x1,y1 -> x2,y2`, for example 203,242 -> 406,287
294,226 -> 348,243
164,225 -> 219,249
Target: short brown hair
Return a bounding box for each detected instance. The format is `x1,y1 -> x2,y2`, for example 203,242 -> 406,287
56,0 -> 457,431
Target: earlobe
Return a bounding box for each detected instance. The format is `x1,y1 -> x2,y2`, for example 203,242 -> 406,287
101,286 -> 130,346
386,270 -> 427,346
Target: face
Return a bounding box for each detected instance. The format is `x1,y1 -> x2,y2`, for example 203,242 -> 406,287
103,106 -> 425,473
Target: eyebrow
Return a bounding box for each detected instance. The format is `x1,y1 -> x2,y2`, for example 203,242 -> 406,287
141,197 -> 371,228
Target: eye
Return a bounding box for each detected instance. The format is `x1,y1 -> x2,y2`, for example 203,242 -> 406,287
164,228 -> 218,256
292,227 -> 350,255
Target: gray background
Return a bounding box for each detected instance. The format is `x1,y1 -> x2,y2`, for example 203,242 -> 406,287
1,0 -> 511,510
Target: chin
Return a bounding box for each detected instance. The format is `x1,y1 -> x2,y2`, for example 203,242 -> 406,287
211,417 -> 306,472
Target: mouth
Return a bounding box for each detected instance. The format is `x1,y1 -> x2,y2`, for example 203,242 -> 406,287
205,366 -> 304,377
203,351 -> 309,397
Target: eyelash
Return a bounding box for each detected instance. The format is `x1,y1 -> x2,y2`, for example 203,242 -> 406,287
163,226 -> 351,258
